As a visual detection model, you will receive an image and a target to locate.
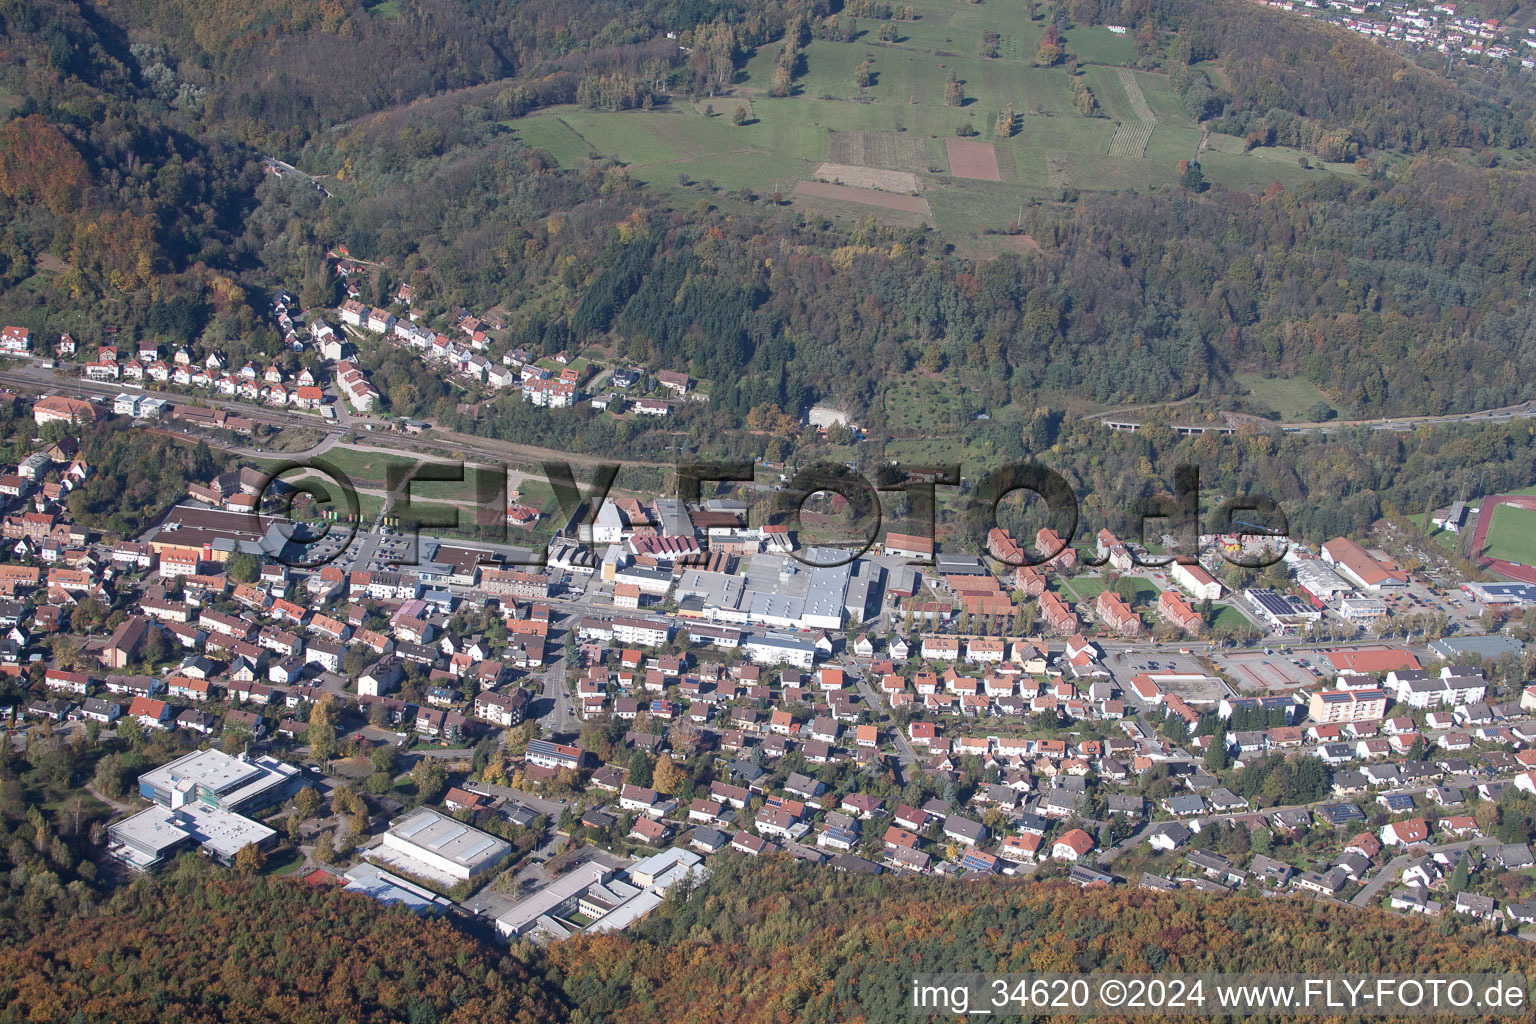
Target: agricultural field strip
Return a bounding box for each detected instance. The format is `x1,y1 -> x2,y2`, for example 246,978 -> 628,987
793,180 -> 932,215
827,129 -> 931,173
813,162 -> 922,193
1107,68 -> 1157,158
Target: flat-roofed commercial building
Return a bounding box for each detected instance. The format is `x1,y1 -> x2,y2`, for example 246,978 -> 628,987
1245,588 -> 1322,634
375,808 -> 511,883
496,862 -> 614,938
342,863 -> 454,916
1461,582 -> 1536,607
107,801 -> 277,871
138,749 -> 300,814
744,632 -> 817,668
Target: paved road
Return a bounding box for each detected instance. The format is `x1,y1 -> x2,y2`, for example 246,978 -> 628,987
539,659 -> 574,737
1097,821 -> 1157,865
1093,399 -> 1536,436
1351,837 -> 1493,907
536,613 -> 577,737
264,156 -> 335,198
463,782 -> 571,819
845,655 -> 918,768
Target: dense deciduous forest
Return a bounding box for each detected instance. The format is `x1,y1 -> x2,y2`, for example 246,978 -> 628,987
269,148 -> 1536,423
559,857 -> 1533,1021
0,860 -> 1528,1024
1001,412 -> 1536,544
0,868 -> 562,1023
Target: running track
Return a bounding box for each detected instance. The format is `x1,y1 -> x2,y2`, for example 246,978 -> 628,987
1467,494 -> 1536,584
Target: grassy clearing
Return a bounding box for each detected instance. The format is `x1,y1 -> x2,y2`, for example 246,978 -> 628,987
1063,577 -> 1106,603
1132,70 -> 1195,127
1199,149 -> 1330,191
884,434 -> 1013,475
1408,512 -> 1458,550
310,447 -> 425,489
262,468 -> 387,522
1065,29 -> 1139,66
1082,65 -> 1137,125
561,110 -> 682,165
1049,150 -> 1173,191
1235,372 -> 1338,421
883,376 -> 968,434
511,116 -> 596,167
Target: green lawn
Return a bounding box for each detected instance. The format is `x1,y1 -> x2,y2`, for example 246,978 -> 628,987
1484,503 -> 1536,566
1063,577 -> 1106,603
309,447 -> 425,489
1408,512 -> 1457,551
559,110 -> 683,165
275,475 -> 386,524
1065,29 -> 1139,66
1081,65 -> 1138,124
1211,605 -> 1252,631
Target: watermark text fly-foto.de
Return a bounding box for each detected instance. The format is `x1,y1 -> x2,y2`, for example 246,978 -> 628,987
251,457 -> 1290,571
909,973 -> 1528,1016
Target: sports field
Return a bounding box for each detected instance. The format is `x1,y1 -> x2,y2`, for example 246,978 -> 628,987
1484,502 -> 1536,566
507,0 -> 1352,242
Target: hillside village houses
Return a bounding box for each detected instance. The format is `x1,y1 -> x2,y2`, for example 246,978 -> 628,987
39,243 -> 735,433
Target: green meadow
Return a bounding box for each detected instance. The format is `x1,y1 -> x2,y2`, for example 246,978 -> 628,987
507,0 -> 1353,241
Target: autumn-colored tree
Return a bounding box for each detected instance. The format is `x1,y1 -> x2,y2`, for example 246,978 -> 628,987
234,841 -> 266,873
652,754 -> 682,795
293,785 -> 322,822
412,757 -> 447,803
0,116 -> 89,217
309,696 -> 340,761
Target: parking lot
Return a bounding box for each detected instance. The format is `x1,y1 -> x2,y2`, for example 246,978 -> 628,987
1213,649 -> 1322,693
1103,650 -> 1230,706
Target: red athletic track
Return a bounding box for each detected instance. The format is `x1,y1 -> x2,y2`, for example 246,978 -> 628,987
1467,494 -> 1536,584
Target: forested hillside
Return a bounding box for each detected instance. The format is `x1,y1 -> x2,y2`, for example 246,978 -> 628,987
548,857 -> 1534,1023
0,868 -> 564,1024
0,859 -> 1527,1024
6,0 -> 1536,426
